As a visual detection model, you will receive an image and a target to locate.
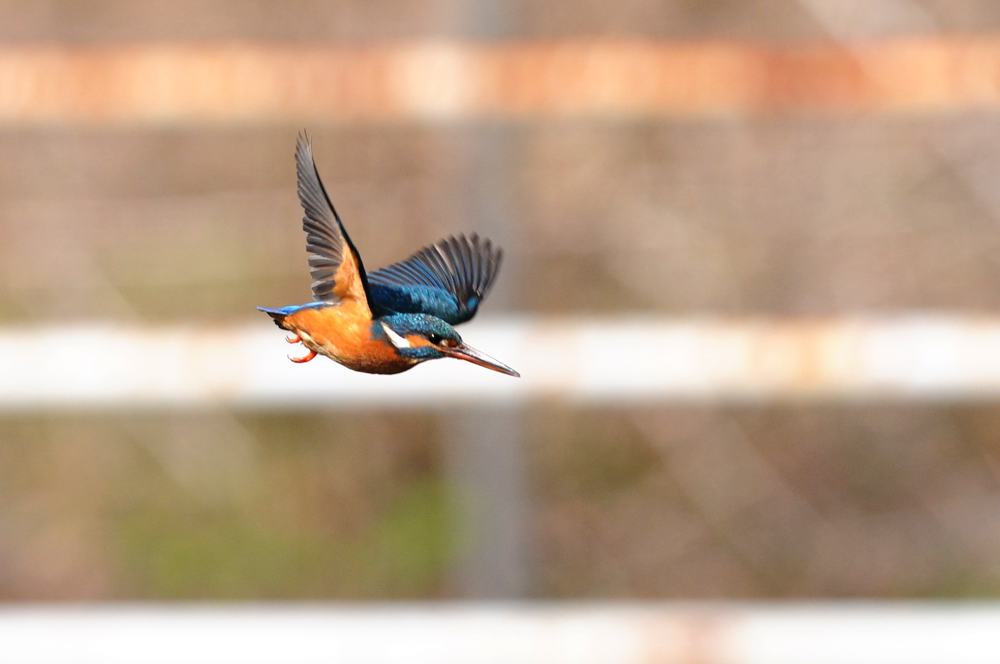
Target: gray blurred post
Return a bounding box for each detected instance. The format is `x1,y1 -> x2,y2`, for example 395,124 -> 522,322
444,402 -> 530,597
441,1 -> 531,598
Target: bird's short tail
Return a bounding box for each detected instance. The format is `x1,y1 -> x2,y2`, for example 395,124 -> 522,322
258,302 -> 328,329
257,306 -> 293,330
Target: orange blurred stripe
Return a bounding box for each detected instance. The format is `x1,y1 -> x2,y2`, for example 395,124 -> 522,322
0,39 -> 999,123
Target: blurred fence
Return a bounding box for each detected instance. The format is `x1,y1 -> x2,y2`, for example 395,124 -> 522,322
4,38 -> 1000,125
3,604 -> 998,664
6,315 -> 1000,409
5,1 -> 1000,658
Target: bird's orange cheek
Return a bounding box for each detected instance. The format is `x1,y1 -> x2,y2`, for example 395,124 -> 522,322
406,335 -> 433,349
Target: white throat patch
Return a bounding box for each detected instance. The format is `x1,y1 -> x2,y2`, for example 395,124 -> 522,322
381,322 -> 411,349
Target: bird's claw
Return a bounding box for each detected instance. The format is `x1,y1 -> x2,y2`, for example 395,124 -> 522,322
288,349 -> 317,363
285,332 -> 314,362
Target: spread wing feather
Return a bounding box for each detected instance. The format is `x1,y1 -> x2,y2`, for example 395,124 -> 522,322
295,133 -> 371,310
368,234 -> 503,325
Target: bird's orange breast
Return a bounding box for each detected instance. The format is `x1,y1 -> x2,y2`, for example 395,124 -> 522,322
284,302 -> 414,374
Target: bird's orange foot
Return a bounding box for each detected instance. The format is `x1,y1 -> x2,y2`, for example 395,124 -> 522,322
286,334 -> 301,344
288,349 -> 317,363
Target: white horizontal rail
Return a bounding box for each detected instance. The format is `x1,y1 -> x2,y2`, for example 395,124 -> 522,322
0,604 -> 997,664
4,316 -> 1000,408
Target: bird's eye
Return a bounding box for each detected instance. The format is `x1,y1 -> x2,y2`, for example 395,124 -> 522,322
428,333 -> 443,344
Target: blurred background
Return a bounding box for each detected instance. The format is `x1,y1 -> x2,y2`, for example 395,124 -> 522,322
4,1 -> 1000,661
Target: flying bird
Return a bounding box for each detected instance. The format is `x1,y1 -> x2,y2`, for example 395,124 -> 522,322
257,134 -> 519,377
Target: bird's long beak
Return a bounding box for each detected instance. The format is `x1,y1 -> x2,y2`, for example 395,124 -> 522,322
443,342 -> 520,377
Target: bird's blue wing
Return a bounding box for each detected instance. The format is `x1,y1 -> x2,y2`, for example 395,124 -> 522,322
368,234 -> 503,325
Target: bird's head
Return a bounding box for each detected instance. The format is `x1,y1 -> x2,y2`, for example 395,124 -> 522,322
377,313 -> 519,377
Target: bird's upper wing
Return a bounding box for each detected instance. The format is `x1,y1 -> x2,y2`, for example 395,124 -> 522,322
367,234 -> 503,325
296,133 -> 372,310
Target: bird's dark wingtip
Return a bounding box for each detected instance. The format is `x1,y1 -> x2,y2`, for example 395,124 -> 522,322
295,131 -> 312,162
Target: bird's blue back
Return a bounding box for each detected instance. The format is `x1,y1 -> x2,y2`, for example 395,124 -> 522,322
370,283 -> 470,325
366,234 -> 502,326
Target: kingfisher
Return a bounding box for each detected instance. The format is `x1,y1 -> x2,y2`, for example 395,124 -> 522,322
257,134 -> 519,377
